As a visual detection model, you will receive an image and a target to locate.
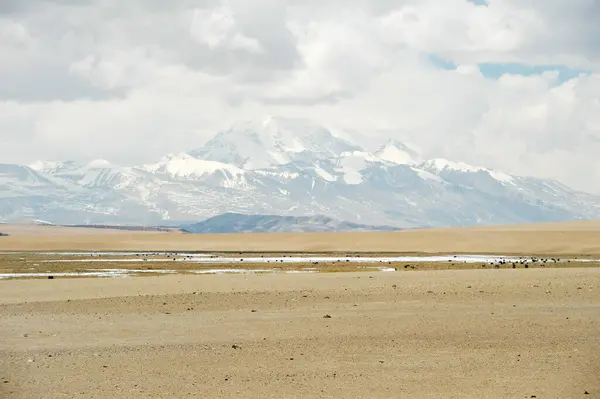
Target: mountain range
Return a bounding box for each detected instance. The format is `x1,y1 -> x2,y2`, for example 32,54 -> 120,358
181,213 -> 399,233
1,116 -> 599,229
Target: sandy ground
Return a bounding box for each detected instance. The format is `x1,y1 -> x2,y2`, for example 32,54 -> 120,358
2,220 -> 600,255
1,268 -> 599,398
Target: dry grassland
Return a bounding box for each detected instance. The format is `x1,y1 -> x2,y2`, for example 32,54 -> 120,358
1,220 -> 600,255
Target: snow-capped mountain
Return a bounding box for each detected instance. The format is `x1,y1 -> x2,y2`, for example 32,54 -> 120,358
2,117 -> 599,228
374,139 -> 421,165
189,116 -> 361,169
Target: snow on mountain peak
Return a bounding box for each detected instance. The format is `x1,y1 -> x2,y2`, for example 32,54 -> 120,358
29,160 -> 82,174
189,117 -> 362,169
421,158 -> 515,184
86,159 -> 113,169
141,152 -> 246,187
375,139 -> 421,165
423,158 -> 480,173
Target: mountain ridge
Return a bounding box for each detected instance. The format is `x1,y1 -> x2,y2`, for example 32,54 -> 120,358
2,117 -> 599,228
181,213 -> 400,233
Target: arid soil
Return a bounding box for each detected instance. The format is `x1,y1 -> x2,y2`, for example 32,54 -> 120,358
2,220 -> 600,255
1,268 -> 599,398
1,221 -> 599,398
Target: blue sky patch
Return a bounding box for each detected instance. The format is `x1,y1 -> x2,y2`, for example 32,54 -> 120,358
478,63 -> 589,82
468,0 -> 489,5
428,54 -> 457,70
428,54 -> 588,83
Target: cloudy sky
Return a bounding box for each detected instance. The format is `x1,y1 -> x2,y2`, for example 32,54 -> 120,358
1,0 -> 600,192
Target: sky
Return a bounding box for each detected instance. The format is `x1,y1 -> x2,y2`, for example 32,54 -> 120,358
1,0 -> 600,193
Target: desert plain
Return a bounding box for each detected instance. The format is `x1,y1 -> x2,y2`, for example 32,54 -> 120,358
1,221 -> 599,398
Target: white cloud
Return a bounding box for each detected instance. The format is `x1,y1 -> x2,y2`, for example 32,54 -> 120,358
0,0 -> 599,193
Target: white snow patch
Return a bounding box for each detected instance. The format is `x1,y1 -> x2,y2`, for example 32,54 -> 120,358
314,166 -> 337,182
86,159 -> 112,169
411,167 -> 445,183
142,153 -> 244,180
336,151 -> 377,185
422,158 -> 515,185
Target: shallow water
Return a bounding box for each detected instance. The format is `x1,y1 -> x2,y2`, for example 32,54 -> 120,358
1,252 -> 595,279
36,254 -> 589,264
0,266 -> 398,279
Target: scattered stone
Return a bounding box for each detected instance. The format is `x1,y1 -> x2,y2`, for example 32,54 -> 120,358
323,314 -> 332,319
232,344 -> 241,349
48,276 -> 54,280
251,309 -> 258,313
392,284 -> 397,289
584,391 -> 590,395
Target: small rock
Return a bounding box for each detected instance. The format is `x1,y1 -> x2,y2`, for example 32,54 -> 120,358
323,314 -> 332,319
392,284 -> 397,288
232,344 -> 241,349
48,276 -> 54,280
251,309 -> 258,313
584,391 -> 590,395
